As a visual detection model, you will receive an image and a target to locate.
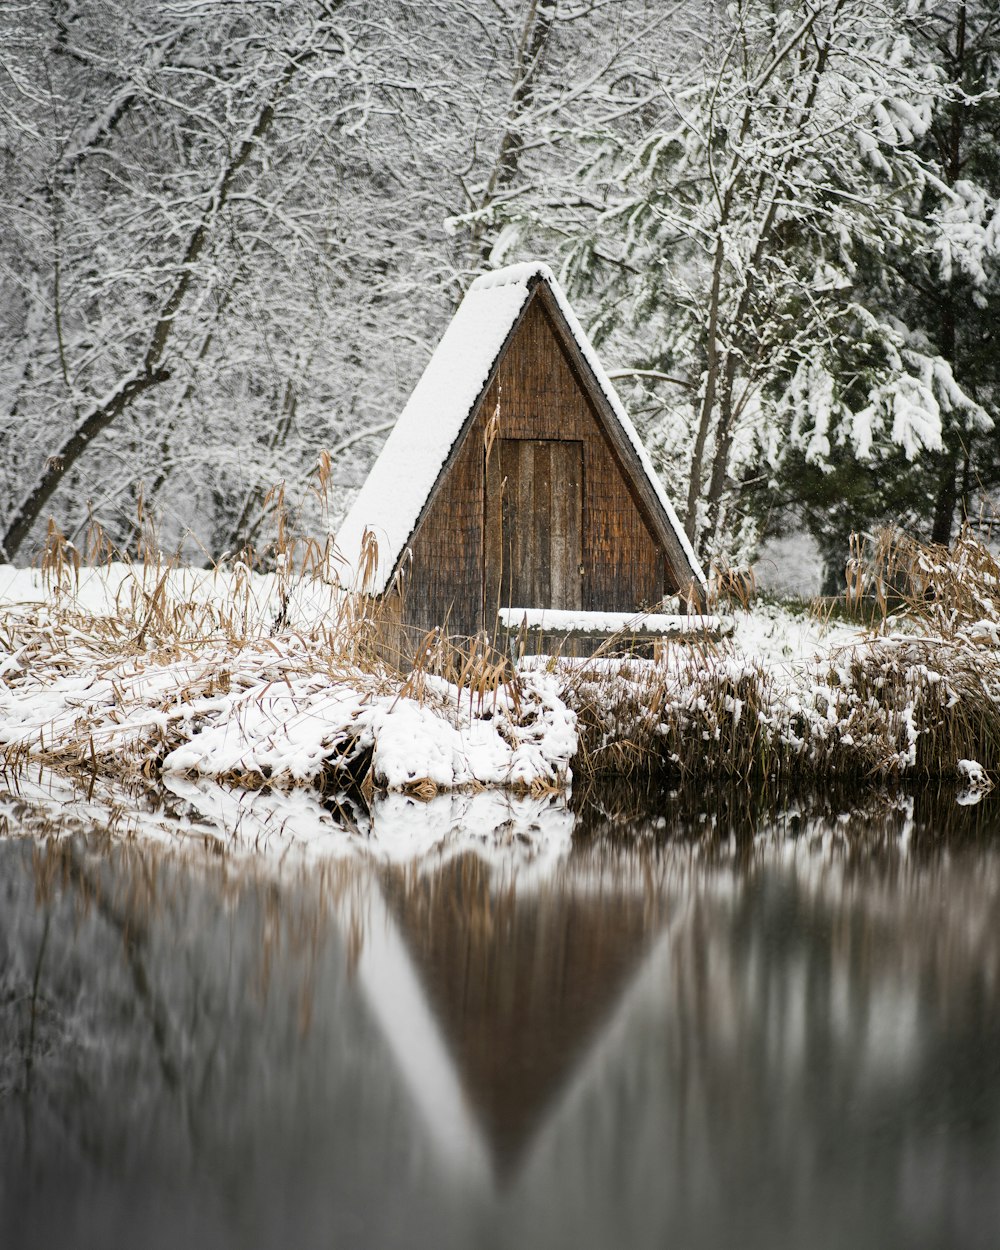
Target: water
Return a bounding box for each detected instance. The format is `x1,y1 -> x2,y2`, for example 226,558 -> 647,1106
2,778 -> 999,1249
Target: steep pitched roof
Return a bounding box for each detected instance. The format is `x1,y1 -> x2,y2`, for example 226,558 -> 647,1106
335,261 -> 706,596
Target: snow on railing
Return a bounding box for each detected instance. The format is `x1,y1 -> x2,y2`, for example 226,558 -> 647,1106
497,607 -> 732,638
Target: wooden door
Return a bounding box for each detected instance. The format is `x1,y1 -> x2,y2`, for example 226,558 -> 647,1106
485,438 -> 583,613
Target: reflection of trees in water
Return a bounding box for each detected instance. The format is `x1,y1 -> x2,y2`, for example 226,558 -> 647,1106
2,785 -> 1000,1248
531,791 -> 1000,1249
572,786 -> 1000,1116
0,835 -> 363,1184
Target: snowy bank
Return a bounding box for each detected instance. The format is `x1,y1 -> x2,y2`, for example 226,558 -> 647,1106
2,539 -> 999,795
0,629 -> 574,796
0,561 -> 577,793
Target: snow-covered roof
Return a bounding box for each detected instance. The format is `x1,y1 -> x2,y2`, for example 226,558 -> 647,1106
335,260 -> 706,596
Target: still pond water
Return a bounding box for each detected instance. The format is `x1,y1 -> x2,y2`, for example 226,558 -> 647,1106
2,776 -> 999,1250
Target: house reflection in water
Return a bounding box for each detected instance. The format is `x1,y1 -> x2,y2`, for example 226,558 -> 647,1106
5,778 -> 1000,1250
351,847 -> 671,1184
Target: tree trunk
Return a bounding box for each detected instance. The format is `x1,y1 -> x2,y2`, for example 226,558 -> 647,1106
700,354 -> 740,562
930,1 -> 967,550
931,448 -> 959,546
471,0 -> 556,263
684,4 -> 831,552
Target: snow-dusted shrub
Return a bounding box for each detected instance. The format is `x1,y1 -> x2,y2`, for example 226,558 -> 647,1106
560,649 -> 778,784
557,528 -> 1000,788
848,525 -> 1000,638
827,640 -> 1000,780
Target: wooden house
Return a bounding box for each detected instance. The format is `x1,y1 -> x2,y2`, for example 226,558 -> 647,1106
336,262 -> 707,649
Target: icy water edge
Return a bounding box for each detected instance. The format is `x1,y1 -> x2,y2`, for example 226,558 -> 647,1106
2,775 -> 1000,1250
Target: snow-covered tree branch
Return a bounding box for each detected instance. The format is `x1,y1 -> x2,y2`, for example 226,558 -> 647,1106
1,0 -> 998,582
526,0 -> 999,574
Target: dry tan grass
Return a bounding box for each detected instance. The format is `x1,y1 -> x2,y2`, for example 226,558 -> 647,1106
560,646 -> 780,786
557,528 -> 1000,788
6,509 -> 1000,796
3,502 -> 547,799
847,524 -> 1000,632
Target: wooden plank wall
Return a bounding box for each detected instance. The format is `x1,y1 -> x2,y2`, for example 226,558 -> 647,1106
400,291 -> 673,638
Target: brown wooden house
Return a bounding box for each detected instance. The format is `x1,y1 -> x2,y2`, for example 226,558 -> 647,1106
336,262 -> 706,646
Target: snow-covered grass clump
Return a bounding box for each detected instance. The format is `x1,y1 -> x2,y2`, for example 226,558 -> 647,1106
560,614 -> 1000,788
555,529 -> 1000,789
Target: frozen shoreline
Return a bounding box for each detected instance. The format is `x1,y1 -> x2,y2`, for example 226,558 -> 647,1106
0,560 -> 996,800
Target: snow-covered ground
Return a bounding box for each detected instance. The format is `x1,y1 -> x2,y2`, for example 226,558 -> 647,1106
729,599 -> 860,665
755,531 -> 826,598
0,561 -> 994,797
0,560 -> 343,633
0,562 -> 575,793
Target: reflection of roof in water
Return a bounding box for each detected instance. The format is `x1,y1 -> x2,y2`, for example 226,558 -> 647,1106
378,852 -> 667,1178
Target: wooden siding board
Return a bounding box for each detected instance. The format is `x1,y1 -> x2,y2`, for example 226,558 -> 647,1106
534,441 -> 551,607
550,443 -> 577,610
403,422 -> 484,638
483,438 -> 504,623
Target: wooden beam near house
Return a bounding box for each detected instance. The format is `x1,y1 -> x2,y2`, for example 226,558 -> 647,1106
497,607 -> 732,658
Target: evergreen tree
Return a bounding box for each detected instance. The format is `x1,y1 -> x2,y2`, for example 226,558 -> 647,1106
772,1 -> 1000,584
542,0 -> 996,577
896,0 -> 1000,545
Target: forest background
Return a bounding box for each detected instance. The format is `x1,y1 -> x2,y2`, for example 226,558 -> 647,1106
2,0 -> 998,593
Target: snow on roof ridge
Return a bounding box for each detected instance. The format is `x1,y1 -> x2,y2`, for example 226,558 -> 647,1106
334,271 -> 534,593
469,260 -> 555,291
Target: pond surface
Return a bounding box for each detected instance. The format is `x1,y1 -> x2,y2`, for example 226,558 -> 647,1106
2,777 -> 999,1250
